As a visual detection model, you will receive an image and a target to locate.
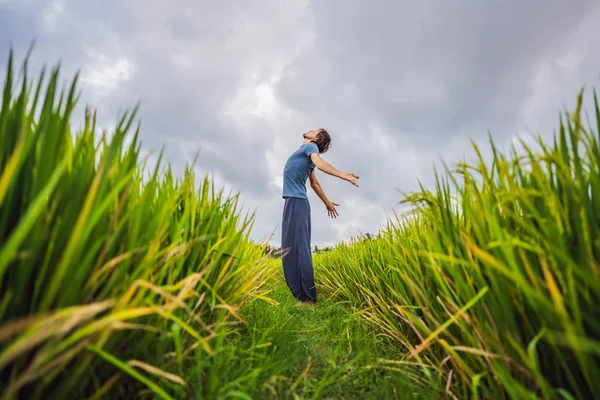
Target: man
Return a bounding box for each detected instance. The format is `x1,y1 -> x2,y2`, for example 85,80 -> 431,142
281,128 -> 359,306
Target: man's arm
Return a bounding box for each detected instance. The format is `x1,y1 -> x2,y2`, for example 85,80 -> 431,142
309,153 -> 359,187
309,170 -> 339,218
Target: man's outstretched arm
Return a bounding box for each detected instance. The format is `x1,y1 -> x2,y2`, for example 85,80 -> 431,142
309,170 -> 339,218
309,153 -> 359,187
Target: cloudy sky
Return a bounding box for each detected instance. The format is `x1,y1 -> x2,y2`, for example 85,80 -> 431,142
1,0 -> 599,247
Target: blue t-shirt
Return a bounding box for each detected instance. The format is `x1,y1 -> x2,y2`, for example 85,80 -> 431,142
282,142 -> 319,199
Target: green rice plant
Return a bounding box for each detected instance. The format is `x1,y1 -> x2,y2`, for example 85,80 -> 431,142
314,88 -> 600,399
0,50 -> 274,399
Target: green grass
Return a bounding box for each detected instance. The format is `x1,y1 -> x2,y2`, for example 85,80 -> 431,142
192,270 -> 434,399
0,50 -> 274,399
313,88 -> 600,399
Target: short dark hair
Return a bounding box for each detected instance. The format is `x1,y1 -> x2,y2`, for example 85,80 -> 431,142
315,128 -> 331,153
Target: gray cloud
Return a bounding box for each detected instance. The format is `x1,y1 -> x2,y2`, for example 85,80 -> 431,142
277,1 -> 597,146
1,0 -> 599,247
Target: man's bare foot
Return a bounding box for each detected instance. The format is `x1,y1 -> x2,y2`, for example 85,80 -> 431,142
295,300 -> 315,307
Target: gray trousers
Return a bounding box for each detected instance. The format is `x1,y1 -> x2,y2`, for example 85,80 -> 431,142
281,197 -> 317,302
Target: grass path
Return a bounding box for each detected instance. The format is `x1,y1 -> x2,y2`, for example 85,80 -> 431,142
196,281 -> 434,399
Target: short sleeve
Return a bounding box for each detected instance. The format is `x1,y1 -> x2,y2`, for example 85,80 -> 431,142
304,142 -> 319,157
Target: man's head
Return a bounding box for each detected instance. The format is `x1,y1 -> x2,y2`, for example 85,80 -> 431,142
303,128 -> 331,153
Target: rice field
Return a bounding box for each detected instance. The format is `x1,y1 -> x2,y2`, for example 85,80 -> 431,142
0,51 -> 275,399
1,51 -> 599,399
314,88 -> 600,399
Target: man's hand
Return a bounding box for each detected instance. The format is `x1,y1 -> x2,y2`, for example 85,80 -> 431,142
341,172 -> 359,187
326,201 -> 340,218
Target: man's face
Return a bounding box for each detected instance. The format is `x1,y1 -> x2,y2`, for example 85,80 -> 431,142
303,129 -> 320,141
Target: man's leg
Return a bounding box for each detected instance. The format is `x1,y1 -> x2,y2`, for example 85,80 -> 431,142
281,198 -> 303,300
296,198 -> 317,302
